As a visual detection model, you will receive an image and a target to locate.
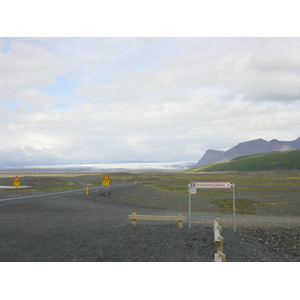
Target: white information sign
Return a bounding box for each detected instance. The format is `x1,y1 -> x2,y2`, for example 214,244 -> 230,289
190,182 -> 233,189
188,181 -> 236,232
190,188 -> 197,194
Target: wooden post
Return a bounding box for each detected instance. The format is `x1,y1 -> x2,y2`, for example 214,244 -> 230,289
214,251 -> 226,262
131,212 -> 137,225
216,236 -> 224,252
178,214 -> 183,228
214,218 -> 226,262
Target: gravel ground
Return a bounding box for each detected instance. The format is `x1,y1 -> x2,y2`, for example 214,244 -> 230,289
73,224 -> 300,262
0,184 -> 299,262
97,184 -> 300,262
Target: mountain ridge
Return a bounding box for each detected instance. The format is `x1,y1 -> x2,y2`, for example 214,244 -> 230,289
194,137 -> 300,167
189,149 -> 300,172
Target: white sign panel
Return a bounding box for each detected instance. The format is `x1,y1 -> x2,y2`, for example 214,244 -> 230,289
190,182 -> 233,189
188,181 -> 236,232
190,188 -> 197,194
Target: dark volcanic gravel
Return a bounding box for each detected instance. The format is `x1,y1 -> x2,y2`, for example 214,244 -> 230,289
0,184 -> 299,262
77,225 -> 300,262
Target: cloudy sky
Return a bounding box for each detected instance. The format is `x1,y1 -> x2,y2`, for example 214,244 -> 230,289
1,0 -> 300,168
1,36 -> 300,167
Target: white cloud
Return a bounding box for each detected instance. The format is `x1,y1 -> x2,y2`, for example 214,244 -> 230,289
1,37 -> 300,167
0,40 -> 66,91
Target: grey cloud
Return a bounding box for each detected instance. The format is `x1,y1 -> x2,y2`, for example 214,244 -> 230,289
247,38 -> 300,73
244,93 -> 300,102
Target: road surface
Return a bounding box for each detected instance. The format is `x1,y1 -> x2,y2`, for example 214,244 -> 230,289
0,184 -> 172,261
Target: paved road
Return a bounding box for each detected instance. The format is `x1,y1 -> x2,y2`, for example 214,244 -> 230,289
0,183 -> 131,207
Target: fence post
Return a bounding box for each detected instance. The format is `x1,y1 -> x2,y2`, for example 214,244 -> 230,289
214,218 -> 226,262
131,212 -> 137,225
178,214 -> 183,228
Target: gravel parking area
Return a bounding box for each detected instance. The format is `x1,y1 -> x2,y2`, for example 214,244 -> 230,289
0,184 -> 299,262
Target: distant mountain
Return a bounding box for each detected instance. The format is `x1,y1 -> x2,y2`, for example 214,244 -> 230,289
194,137 -> 300,167
190,149 -> 300,172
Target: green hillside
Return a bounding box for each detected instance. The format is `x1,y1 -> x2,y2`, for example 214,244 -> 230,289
188,150 -> 300,172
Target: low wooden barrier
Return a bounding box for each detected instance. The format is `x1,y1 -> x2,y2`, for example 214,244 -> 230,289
214,218 -> 226,262
214,251 -> 226,262
128,212 -> 186,228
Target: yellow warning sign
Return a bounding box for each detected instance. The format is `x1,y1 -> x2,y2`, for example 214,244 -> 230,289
13,176 -> 20,187
102,174 -> 110,186
103,174 -> 110,180
102,180 -> 110,186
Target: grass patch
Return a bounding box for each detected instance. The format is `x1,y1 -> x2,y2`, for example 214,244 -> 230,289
212,198 -> 290,214
287,173 -> 299,177
146,184 -> 187,195
212,198 -> 258,214
258,201 -> 289,208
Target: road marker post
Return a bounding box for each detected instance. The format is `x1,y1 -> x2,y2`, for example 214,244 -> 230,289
188,184 -> 192,229
233,184 -> 236,233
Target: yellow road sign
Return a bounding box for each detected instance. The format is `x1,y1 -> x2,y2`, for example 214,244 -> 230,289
13,176 -> 20,187
102,180 -> 110,186
102,174 -> 110,186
